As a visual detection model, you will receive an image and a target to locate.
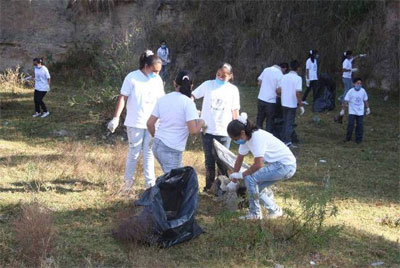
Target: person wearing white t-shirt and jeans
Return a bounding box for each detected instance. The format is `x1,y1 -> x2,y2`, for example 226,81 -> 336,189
277,60 -> 304,148
192,63 -> 240,192
302,50 -> 319,105
256,63 -> 287,133
108,50 -> 165,192
227,113 -> 296,220
32,58 -> 51,118
341,78 -> 370,144
340,50 -> 366,102
157,40 -> 170,82
147,70 -> 205,173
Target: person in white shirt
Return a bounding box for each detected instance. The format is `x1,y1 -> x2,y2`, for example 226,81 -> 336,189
157,40 -> 170,82
277,60 -> 304,148
227,113 -> 296,220
256,62 -> 287,134
192,63 -> 240,192
107,50 -> 165,192
32,58 -> 51,118
340,77 -> 370,144
147,70 -> 205,173
340,50 -> 366,102
302,50 -> 319,105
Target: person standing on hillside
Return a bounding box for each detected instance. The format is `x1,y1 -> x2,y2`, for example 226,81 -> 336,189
32,58 -> 51,118
107,50 -> 165,192
256,63 -> 287,134
302,50 -> 319,106
192,63 -> 240,192
157,40 -> 170,82
339,50 -> 367,102
147,71 -> 205,173
276,60 -> 304,148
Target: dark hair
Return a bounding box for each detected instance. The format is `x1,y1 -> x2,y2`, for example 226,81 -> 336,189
175,70 -> 194,98
279,62 -> 289,72
33,58 -> 43,64
227,118 -> 259,139
308,49 -> 318,63
342,50 -> 353,62
139,50 -> 162,69
290,60 -> 300,70
353,77 -> 362,83
160,40 -> 166,44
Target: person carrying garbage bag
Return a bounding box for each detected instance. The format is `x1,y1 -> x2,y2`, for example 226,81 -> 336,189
226,113 -> 297,220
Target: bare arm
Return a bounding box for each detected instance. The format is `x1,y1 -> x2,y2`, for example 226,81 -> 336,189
233,154 -> 245,173
342,101 -> 348,109
146,115 -> 158,137
296,91 -> 303,107
113,95 -> 128,118
48,79 -> 51,85
364,100 -> 369,109
276,87 -> 281,96
187,119 -> 205,135
306,69 -> 309,80
232,109 -> 239,120
242,157 -> 264,177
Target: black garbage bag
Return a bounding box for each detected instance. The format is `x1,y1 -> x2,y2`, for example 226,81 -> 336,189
132,166 -> 203,248
313,73 -> 336,112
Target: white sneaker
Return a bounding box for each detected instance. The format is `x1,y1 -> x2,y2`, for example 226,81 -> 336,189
265,207 -> 283,219
238,213 -> 262,220
302,101 -> 309,105
121,180 -> 134,193
32,112 -> 41,118
41,111 -> 50,118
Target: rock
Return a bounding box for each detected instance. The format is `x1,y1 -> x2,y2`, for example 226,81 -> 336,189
371,261 -> 384,267
312,115 -> 321,124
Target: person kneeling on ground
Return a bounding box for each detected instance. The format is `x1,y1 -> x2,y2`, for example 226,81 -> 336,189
227,113 -> 297,220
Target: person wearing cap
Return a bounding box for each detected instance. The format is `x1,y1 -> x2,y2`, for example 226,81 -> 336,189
302,50 -> 319,106
147,71 -> 205,173
32,57 -> 51,118
192,63 -> 240,192
107,50 -> 165,192
157,40 -> 170,82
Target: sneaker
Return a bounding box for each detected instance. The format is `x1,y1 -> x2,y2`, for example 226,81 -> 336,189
41,111 -> 50,118
238,213 -> 262,220
120,180 -> 134,193
265,207 -> 283,219
32,112 -> 41,118
302,101 -> 309,105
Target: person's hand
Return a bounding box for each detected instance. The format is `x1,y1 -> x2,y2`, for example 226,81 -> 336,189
366,107 -> 371,115
299,106 -> 305,116
107,117 -> 119,133
229,172 -> 243,180
340,109 -> 345,116
359,54 -> 367,57
226,181 -> 238,192
306,79 -> 310,87
351,68 -> 358,72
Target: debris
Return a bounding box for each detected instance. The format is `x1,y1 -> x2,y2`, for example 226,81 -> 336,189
310,261 -> 316,266
371,261 -> 384,266
273,264 -> 284,268
319,159 -> 327,163
52,129 -> 70,137
312,115 -> 321,124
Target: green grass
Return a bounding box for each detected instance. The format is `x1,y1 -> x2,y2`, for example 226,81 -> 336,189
0,77 -> 399,267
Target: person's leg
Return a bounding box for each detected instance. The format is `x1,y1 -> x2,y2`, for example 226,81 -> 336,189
153,138 -> 182,174
256,99 -> 267,129
340,78 -> 352,102
142,129 -> 156,188
302,85 -> 311,102
355,115 -> 364,143
201,133 -> 216,190
124,127 -> 144,184
311,80 -> 318,102
213,135 -> 231,177
265,102 -> 277,133
37,91 -> 48,112
283,108 -> 296,146
34,90 -> 41,113
346,114 -> 355,141
281,107 -> 289,144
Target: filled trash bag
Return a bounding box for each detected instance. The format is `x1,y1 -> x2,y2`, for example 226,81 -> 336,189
114,167 -> 203,248
313,73 -> 336,112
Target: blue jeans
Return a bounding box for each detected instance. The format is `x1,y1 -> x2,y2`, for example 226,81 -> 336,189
346,115 -> 364,143
153,138 -> 183,173
340,78 -> 352,102
160,64 -> 168,82
244,162 -> 296,217
281,107 -> 297,145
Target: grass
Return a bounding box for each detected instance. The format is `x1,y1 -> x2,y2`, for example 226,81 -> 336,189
0,71 -> 399,267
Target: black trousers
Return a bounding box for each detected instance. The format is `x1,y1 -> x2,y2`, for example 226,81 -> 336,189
302,80 -> 318,102
256,99 -> 276,133
34,90 -> 47,113
281,106 -> 297,145
346,115 -> 364,143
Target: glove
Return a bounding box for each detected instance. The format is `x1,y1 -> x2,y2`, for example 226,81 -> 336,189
366,107 -> 371,115
229,172 -> 243,180
306,79 -> 310,87
226,181 -> 238,192
339,109 -> 345,116
351,68 -> 358,72
299,106 -> 305,115
107,117 -> 119,133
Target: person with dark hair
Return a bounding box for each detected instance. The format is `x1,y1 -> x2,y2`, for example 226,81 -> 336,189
108,50 -> 165,192
192,63 -> 240,192
340,77 -> 370,144
256,62 -> 287,133
340,50 -> 367,102
227,113 -> 296,220
157,40 -> 170,82
147,71 -> 205,172
277,60 -> 304,148
32,58 -> 51,118
302,50 -> 319,105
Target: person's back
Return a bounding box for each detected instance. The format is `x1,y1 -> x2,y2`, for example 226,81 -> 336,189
258,65 -> 283,103
280,71 -> 302,108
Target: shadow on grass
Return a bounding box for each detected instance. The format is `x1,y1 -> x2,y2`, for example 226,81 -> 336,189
0,154 -> 63,167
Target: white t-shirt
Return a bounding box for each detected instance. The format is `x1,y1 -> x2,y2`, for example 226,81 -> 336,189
152,92 -> 199,151
34,66 -> 51,91
192,80 -> 240,136
239,129 -> 296,167
279,71 -> 302,108
121,70 -> 165,128
344,88 -> 368,116
257,65 -> 283,103
342,58 -> 354,78
157,47 -> 169,65
306,58 -> 318,81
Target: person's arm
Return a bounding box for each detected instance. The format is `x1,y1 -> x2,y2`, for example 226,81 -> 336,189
146,115 -> 158,137
47,78 -> 51,86
258,80 -> 262,86
187,119 -> 205,134
342,101 -> 348,109
296,91 -> 303,107
306,69 -> 309,80
276,87 -> 281,96
364,100 -> 369,109
113,95 -> 127,118
233,154 -> 245,173
232,109 -> 239,120
242,157 -> 264,177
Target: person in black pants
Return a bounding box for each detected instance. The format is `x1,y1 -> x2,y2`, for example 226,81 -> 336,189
302,50 -> 319,106
32,58 -> 51,118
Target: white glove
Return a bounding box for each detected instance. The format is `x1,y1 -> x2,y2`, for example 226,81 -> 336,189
351,68 -> 358,72
306,79 -> 310,87
339,109 -> 345,116
107,117 -> 119,133
359,54 -> 367,57
226,181 -> 238,192
229,172 -> 243,180
299,106 -> 305,115
366,107 -> 371,115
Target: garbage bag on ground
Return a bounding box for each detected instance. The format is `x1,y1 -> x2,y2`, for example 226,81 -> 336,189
113,167 -> 203,248
313,72 -> 336,112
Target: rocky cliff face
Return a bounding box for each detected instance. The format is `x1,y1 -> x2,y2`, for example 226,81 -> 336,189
0,0 -> 398,91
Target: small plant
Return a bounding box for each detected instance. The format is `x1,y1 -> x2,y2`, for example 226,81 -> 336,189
0,66 -> 32,96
